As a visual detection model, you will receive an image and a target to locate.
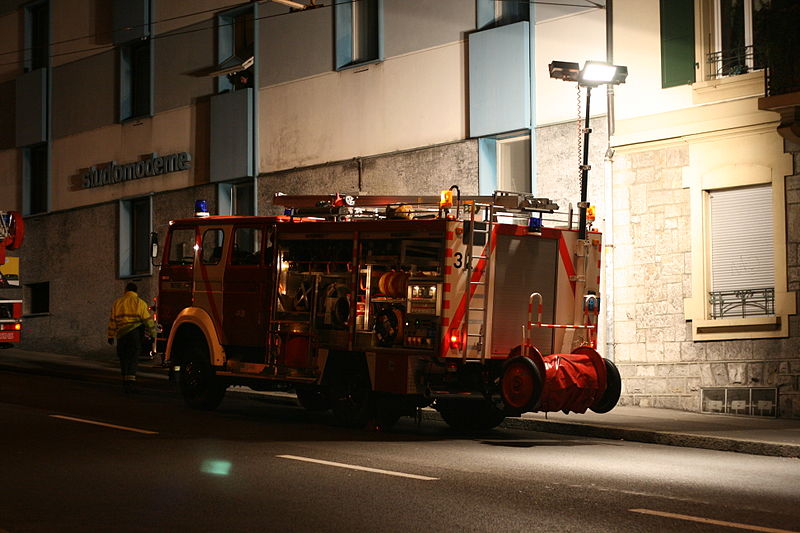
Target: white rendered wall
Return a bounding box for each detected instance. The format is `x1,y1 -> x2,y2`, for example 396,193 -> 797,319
260,41 -> 467,172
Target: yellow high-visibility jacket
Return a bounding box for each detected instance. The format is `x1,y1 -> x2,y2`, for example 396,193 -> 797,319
107,291 -> 157,340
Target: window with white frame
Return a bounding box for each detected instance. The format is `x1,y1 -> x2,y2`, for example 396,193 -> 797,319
708,184 -> 775,319
684,141 -> 794,341
335,0 -> 382,70
119,197 -> 152,277
707,0 -> 770,79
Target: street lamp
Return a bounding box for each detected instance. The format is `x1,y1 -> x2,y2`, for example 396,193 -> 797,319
548,60 -> 628,240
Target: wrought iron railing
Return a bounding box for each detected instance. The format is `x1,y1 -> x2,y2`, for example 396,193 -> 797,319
705,45 -> 764,80
708,287 -> 775,319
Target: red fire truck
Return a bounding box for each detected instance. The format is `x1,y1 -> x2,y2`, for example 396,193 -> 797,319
0,211 -> 24,348
153,190 -> 620,430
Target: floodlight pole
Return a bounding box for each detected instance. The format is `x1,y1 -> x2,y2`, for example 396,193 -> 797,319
578,85 -> 593,241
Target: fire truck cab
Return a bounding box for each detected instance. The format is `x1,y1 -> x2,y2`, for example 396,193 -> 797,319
155,191 -> 620,430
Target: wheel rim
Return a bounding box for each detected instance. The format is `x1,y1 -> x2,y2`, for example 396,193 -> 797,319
501,359 -> 540,411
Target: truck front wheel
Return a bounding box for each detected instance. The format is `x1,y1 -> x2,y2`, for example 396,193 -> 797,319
179,336 -> 226,410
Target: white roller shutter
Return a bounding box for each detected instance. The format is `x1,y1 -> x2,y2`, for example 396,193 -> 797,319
709,184 -> 774,292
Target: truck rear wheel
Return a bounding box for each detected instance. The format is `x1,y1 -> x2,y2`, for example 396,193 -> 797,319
179,336 -> 226,410
435,398 -> 506,432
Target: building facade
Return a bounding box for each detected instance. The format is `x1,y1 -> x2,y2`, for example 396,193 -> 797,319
0,0 -> 798,417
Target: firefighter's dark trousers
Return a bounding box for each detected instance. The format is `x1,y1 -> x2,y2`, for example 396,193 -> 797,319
116,327 -> 141,386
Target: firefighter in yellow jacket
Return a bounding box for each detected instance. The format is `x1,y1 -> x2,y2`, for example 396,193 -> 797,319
107,282 -> 157,393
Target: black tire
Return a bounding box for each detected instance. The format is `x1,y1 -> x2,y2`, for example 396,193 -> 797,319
591,358 -> 622,414
179,336 -> 226,410
329,362 -> 374,428
435,398 -> 506,432
295,385 -> 331,411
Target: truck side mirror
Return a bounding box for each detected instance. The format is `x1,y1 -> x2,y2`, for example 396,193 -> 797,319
150,231 -> 161,266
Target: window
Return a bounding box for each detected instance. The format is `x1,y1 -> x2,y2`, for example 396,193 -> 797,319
477,0 -> 529,30
120,39 -> 152,120
335,0 -> 383,70
216,6 -> 255,93
26,282 -> 49,314
660,0 -> 696,87
201,229 -> 225,265
684,137 -> 794,340
478,133 -> 531,195
218,181 -> 255,215
24,143 -> 48,215
708,185 -> 774,319
231,227 -> 262,266
120,197 -> 152,277
706,0 -> 770,79
167,228 -> 196,266
25,1 -> 49,72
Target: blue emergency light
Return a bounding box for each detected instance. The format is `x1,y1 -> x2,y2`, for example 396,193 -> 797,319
194,200 -> 209,217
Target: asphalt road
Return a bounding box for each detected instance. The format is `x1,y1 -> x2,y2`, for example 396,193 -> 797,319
1,368 -> 799,533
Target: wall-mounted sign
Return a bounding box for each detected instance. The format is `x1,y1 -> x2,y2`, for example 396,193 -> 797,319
82,152 -> 192,189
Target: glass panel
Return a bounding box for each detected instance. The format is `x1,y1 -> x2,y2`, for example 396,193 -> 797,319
726,388 -> 749,414
232,227 -> 262,265
130,197 -> 151,275
29,3 -> 49,70
352,0 -> 378,63
233,182 -> 254,215
29,144 -> 48,215
28,282 -> 49,314
130,40 -> 151,118
702,388 -> 725,413
751,388 -> 776,417
168,228 -> 196,266
720,0 -> 747,75
201,229 -> 225,265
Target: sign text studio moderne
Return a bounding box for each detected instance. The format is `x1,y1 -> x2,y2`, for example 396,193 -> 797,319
82,152 -> 192,189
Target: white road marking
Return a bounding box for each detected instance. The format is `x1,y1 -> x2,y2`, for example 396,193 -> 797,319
276,455 -> 438,480
49,415 -> 159,435
630,508 -> 799,533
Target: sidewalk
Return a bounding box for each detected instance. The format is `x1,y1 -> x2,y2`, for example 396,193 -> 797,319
2,347 -> 799,458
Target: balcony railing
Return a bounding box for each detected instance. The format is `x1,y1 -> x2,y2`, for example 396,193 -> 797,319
705,45 -> 764,80
708,287 -> 775,319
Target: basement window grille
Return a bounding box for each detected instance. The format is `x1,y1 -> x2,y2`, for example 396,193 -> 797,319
701,387 -> 777,417
708,287 -> 775,319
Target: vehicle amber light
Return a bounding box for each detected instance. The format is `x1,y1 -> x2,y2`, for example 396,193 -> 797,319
440,190 -> 453,208
14,323 -> 21,330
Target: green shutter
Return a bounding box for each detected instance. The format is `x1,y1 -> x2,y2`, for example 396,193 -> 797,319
660,0 -> 696,88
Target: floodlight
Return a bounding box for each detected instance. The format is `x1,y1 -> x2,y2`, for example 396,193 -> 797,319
579,61 -> 628,86
548,59 -> 629,239
548,61 -> 580,82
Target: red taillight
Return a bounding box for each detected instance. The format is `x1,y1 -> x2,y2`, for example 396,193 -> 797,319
449,330 -> 461,350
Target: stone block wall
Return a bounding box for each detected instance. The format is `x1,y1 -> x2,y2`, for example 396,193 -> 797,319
19,184 -> 215,358
259,140 -> 479,213
612,142 -> 800,418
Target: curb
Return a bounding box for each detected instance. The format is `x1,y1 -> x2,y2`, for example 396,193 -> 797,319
418,411 -> 800,458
